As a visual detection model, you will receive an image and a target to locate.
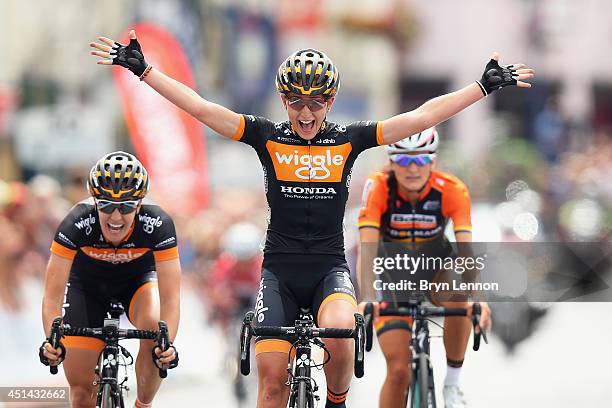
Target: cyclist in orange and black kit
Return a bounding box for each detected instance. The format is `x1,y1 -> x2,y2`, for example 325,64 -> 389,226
90,28 -> 533,408
40,152 -> 180,408
357,128 -> 492,408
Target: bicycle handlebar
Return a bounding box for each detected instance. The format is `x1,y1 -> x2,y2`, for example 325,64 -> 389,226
46,317 -> 167,378
252,326 -> 355,338
362,302 -> 487,352
379,305 -> 467,318
363,302 -> 374,352
471,303 -> 488,350
61,326 -> 158,339
156,321 -> 170,378
48,317 -> 62,375
239,311 -> 366,378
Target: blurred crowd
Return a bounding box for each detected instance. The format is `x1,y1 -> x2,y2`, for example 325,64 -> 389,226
1,125 -> 610,315
0,172 -> 271,317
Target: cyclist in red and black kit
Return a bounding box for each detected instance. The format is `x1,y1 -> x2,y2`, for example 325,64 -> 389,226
208,222 -> 263,335
90,29 -> 534,407
40,152 -> 181,408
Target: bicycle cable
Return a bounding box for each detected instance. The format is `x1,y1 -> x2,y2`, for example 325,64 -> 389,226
311,341 -> 331,370
286,339 -> 332,370
426,318 -> 445,331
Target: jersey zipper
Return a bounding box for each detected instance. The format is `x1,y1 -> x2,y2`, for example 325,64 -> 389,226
306,139 -> 312,252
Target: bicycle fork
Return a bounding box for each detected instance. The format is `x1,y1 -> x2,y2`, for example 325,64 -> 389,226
410,326 -> 436,408
288,342 -> 318,408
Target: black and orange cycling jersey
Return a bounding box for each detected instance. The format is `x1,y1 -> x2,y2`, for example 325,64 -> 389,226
358,169 -> 472,243
232,115 -> 383,256
50,198 -> 178,351
51,198 -> 179,273
229,116 -> 382,355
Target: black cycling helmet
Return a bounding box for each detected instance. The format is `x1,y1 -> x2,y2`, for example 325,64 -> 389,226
276,48 -> 340,98
87,151 -> 148,201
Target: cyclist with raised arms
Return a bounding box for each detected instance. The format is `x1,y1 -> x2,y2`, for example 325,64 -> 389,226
357,128 -> 492,408
90,30 -> 533,408
40,152 -> 181,408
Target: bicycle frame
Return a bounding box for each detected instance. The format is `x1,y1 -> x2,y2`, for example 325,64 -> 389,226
364,301 -> 484,408
409,318 -> 436,408
95,307 -> 127,408
288,315 -> 318,408
239,309 -> 365,408
46,301 -> 169,408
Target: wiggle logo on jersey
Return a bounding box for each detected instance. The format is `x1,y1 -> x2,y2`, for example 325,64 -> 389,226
266,141 -> 352,182
82,247 -> 148,263
74,214 -> 96,235
138,214 -> 163,234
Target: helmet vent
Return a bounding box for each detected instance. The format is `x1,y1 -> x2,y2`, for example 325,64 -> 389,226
88,151 -> 149,200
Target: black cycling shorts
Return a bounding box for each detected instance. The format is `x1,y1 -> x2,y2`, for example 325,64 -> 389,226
62,269 -> 157,351
253,254 -> 357,355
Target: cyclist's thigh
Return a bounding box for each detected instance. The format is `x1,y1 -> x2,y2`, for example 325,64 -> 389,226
64,348 -> 101,388
123,271 -> 159,330
62,276 -> 106,388
377,319 -> 413,364
256,350 -> 289,378
256,352 -> 290,406
62,276 -> 106,352
253,268 -> 299,357
427,269 -> 467,306
312,264 -> 357,326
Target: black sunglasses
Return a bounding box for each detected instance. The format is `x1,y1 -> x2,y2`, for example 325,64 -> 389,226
96,199 -> 140,214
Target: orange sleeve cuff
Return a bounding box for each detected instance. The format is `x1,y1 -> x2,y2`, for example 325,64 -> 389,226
454,226 -> 473,233
376,121 -> 384,145
231,115 -> 246,141
153,247 -> 179,262
358,221 -> 381,229
50,241 -> 77,261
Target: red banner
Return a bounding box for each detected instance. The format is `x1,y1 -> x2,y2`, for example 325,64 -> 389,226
112,22 -> 208,213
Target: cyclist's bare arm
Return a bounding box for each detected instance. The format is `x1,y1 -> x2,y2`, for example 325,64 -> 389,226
455,231 -> 472,243
380,52 -> 535,145
156,258 -> 181,343
90,30 -> 242,140
142,68 -> 241,138
42,254 -> 72,336
357,227 -> 380,303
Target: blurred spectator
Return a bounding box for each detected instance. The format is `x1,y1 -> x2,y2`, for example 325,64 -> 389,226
62,167 -> 89,205
205,222 -> 263,334
533,97 -> 568,163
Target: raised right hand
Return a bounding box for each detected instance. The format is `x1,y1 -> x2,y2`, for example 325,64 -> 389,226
90,30 -> 150,78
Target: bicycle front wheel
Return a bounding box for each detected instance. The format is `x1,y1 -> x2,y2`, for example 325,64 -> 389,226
100,383 -> 114,408
296,381 -> 308,408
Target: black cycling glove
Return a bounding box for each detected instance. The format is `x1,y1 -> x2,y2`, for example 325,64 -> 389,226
476,59 -> 518,96
38,339 -> 66,366
111,38 -> 149,78
152,344 -> 179,370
